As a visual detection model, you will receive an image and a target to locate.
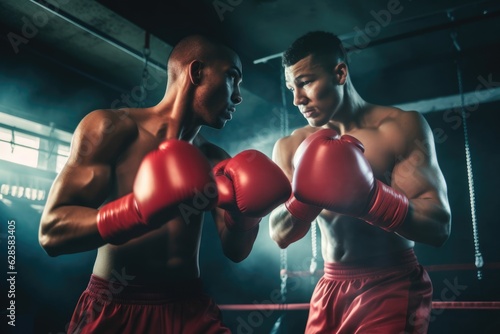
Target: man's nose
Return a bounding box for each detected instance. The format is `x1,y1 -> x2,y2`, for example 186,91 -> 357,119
232,86 -> 243,105
232,94 -> 242,105
293,90 -> 308,106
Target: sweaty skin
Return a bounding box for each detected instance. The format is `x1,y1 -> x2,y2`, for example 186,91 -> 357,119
270,55 -> 451,263
39,46 -> 257,284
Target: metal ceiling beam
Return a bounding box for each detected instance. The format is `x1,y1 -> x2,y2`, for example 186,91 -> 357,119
355,5 -> 500,51
29,0 -> 167,74
394,87 -> 500,114
254,2 -> 500,64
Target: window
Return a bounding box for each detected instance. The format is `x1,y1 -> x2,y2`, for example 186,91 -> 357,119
0,112 -> 72,205
0,111 -> 72,173
0,128 -> 40,168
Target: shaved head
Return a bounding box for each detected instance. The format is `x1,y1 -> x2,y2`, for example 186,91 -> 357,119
161,34 -> 243,130
167,35 -> 237,83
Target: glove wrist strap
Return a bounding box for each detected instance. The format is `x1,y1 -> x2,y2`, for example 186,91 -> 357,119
364,180 -> 409,232
285,194 -> 322,225
97,194 -> 147,245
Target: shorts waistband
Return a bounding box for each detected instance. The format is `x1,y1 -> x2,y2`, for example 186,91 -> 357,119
323,248 -> 419,280
85,274 -> 204,304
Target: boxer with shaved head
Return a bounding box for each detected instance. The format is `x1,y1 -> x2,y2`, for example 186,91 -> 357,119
40,34 -> 291,333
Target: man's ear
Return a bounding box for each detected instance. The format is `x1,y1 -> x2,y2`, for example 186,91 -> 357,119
188,60 -> 203,85
334,62 -> 348,85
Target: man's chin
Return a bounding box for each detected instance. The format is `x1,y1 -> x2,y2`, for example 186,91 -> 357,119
211,117 -> 227,129
308,118 -> 326,128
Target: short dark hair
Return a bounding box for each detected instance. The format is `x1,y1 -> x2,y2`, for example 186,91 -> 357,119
166,34 -> 234,83
282,31 -> 348,68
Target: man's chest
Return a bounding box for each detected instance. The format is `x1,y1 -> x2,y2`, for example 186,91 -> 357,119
346,130 -> 397,184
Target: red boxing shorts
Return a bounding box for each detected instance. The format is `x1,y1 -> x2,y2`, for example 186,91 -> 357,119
67,274 -> 230,334
305,249 -> 432,334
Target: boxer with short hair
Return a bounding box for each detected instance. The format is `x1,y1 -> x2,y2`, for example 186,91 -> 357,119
269,31 -> 451,334
39,34 -> 291,333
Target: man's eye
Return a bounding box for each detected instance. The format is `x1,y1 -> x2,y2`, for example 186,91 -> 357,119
228,71 -> 238,79
299,81 -> 311,87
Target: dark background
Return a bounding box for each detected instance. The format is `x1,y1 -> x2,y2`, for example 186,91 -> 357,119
1,0 -> 500,333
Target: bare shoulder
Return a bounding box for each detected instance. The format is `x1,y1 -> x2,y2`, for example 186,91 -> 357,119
69,109 -> 139,165
392,108 -> 428,132
77,109 -> 138,135
393,109 -> 432,144
273,125 -> 317,179
275,126 -> 316,151
375,106 -> 433,156
375,106 -> 428,132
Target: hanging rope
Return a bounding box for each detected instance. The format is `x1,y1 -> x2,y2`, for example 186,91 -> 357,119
139,31 -> 151,107
10,129 -> 15,153
279,246 -> 288,303
310,220 -> 318,274
309,219 -> 319,287
279,67 -> 289,303
279,67 -> 289,138
448,11 -> 483,280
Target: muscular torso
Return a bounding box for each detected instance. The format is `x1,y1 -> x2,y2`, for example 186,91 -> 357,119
93,110 -> 220,283
288,107 -> 414,263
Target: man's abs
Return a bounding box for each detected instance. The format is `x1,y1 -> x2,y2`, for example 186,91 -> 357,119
318,211 -> 414,263
92,216 -> 203,283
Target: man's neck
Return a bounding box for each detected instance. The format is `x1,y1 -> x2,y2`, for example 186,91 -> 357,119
326,83 -> 369,134
153,91 -> 200,142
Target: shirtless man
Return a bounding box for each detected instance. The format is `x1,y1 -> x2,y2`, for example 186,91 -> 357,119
39,35 -> 291,333
269,31 -> 451,334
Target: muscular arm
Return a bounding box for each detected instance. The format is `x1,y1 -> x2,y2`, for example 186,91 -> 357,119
198,137 -> 259,262
390,111 -> 451,247
39,110 -> 138,256
269,135 -> 313,249
214,207 -> 259,263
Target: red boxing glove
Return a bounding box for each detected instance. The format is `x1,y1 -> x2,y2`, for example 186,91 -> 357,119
214,150 -> 291,231
97,140 -> 217,244
285,194 -> 323,225
284,134 -> 324,224
293,129 -> 409,232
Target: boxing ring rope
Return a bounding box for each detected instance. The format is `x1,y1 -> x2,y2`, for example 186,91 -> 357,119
219,301 -> 500,311
277,262 -> 500,278
219,262 -> 500,312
